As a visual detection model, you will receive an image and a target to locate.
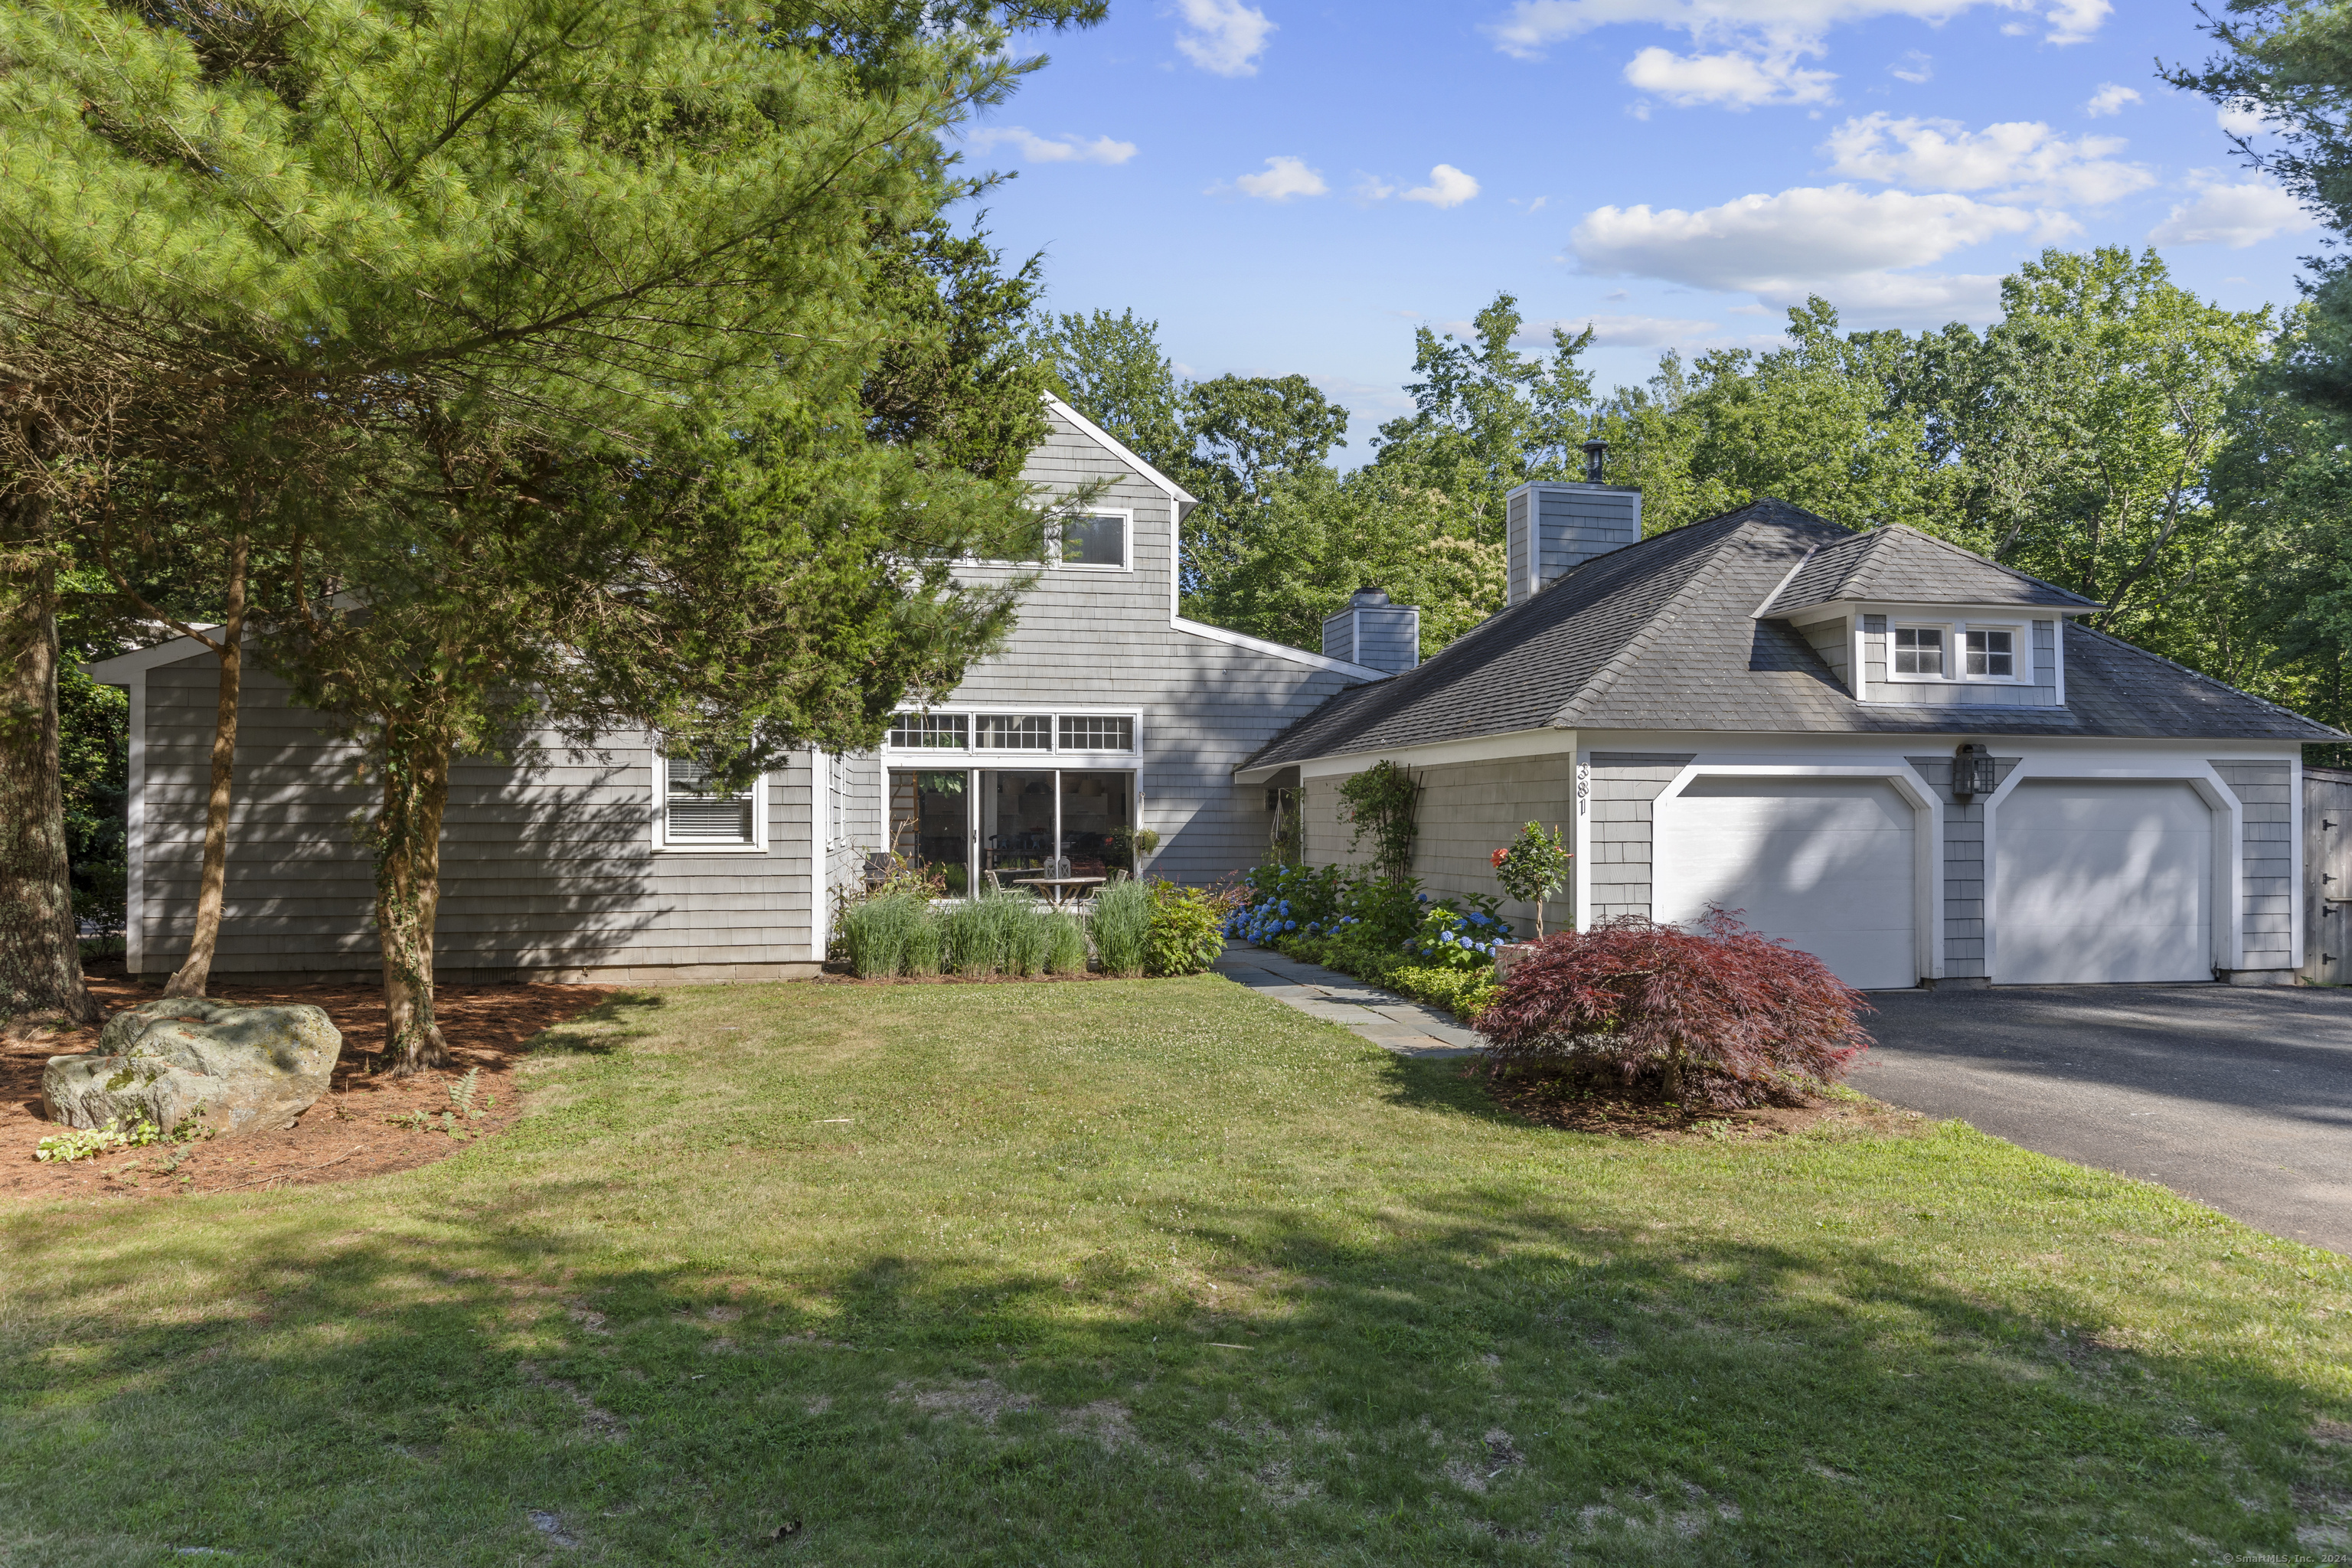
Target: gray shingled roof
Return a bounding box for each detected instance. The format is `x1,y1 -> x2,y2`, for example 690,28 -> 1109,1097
1238,499 -> 2333,770
1757,522 -> 2096,616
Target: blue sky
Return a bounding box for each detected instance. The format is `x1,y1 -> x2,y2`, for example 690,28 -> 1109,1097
959,0 -> 2323,456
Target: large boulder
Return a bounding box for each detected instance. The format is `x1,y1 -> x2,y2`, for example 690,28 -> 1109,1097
42,998 -> 341,1135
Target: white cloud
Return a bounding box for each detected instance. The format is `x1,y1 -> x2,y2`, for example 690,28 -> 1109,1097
1544,312 -> 1725,346
1403,165 -> 1482,207
1625,45 -> 1836,107
2083,83 -> 2140,117
1571,184 -> 2049,319
2148,177 -> 2318,249
1822,113 -> 2152,204
2040,0 -> 2109,44
1175,0 -> 1275,77
1225,155 -> 1328,201
1890,50 -> 1931,83
2217,100 -> 2274,138
964,127 -> 1137,166
1485,1 -> 2109,62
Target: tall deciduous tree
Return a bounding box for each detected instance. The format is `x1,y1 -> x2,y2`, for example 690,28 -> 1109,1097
1368,292 -> 1595,543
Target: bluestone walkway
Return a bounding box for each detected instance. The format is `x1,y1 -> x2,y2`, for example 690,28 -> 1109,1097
1214,942 -> 1482,1058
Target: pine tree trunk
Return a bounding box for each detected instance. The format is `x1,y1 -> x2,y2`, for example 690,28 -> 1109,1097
0,536 -> 100,1027
374,724 -> 452,1076
163,530 -> 249,999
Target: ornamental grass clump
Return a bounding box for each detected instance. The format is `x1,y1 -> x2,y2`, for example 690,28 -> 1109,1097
1089,876 -> 1154,977
1475,909 -> 1873,1109
839,892 -> 924,978
1044,913 -> 1089,975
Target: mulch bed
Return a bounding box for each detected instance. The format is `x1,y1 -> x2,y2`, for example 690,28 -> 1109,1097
2,964 -> 613,1204
1485,1071 -> 1921,1142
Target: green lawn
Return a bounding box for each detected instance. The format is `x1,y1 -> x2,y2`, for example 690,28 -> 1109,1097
3,977 -> 2349,1566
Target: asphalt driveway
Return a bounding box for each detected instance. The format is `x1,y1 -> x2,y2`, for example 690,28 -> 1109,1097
1851,985 -> 2352,1255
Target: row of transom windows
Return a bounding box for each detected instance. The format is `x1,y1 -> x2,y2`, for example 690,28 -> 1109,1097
887,712 -> 1137,753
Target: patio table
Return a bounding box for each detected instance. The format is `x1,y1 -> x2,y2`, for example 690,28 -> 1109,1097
1011,875 -> 1108,909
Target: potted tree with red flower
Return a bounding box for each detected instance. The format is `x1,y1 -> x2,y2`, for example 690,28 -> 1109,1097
1491,822 -> 1571,978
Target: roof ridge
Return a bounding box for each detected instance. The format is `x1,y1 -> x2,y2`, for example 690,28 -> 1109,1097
1867,523 -> 2098,607
1553,509 -> 1811,727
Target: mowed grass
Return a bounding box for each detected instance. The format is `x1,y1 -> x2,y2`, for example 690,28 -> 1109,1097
3,979 -> 2350,1566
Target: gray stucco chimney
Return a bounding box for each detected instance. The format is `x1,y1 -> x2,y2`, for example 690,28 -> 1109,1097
1504,478 -> 1642,607
1322,586 -> 1420,675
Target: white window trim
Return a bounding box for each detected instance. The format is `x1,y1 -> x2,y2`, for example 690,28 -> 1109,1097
1052,506 -> 1134,573
1883,617 -> 2031,686
651,751 -> 770,854
883,706 -> 1144,760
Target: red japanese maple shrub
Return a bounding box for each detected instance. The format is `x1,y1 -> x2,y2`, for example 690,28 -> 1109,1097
1474,909 -> 1873,1109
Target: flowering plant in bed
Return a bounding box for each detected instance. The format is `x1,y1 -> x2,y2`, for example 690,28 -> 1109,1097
1403,897 -> 1512,972
1228,864 -> 1504,1022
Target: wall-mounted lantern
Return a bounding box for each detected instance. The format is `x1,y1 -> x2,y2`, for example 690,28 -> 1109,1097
1952,742 -> 1998,801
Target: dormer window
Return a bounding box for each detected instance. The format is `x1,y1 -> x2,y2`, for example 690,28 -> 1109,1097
1883,617 -> 2027,685
1965,628 -> 2014,678
1893,626 -> 1944,676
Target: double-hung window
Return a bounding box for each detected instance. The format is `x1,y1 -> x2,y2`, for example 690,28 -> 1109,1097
1893,626 -> 1944,676
1885,620 -> 2027,686
655,754 -> 766,852
1964,628 -> 2014,678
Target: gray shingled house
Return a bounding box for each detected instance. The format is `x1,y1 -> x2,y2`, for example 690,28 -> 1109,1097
87,400 -> 1388,984
91,411 -> 2333,993
1236,485 -> 2334,990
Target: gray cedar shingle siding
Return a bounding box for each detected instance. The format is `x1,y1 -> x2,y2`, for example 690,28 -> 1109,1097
1905,753 -> 2017,977
1530,487 -> 1642,584
1242,501 -> 2334,771
1800,616 -> 1849,692
1507,491 -> 1530,597
1292,756 -> 1576,936
936,405 -> 1365,884
2212,760 -> 2295,971
139,659 -> 822,982
1586,754 -> 1693,923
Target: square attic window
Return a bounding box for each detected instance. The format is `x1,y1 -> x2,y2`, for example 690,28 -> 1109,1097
1061,514 -> 1127,568
1965,628 -> 2015,678
1893,626 -> 1944,676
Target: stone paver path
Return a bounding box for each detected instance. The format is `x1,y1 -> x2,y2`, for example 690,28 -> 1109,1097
1214,943 -> 1482,1058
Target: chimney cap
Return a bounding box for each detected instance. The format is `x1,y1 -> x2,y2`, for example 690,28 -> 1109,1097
1351,584 -> 1389,606
1581,438 -> 1609,484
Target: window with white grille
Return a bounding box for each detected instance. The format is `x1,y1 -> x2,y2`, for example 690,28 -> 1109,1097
1057,715 -> 1134,752
1965,629 -> 2015,678
974,714 -> 1051,750
887,713 -> 969,750
1893,626 -> 1943,676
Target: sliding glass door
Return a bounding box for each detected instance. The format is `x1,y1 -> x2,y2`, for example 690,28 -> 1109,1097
887,769 -> 972,895
892,766 -> 1138,894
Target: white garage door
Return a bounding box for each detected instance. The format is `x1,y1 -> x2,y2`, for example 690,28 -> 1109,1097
1653,777 -> 1918,991
1993,780 -> 2212,984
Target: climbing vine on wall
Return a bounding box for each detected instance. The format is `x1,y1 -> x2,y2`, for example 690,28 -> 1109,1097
1338,760 -> 1421,886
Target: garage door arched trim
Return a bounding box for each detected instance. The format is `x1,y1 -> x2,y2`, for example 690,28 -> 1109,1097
1648,764 -> 1943,987
1980,763 -> 2242,979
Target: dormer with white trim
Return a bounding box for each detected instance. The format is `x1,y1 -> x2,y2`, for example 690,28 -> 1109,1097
1753,524 -> 2100,710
